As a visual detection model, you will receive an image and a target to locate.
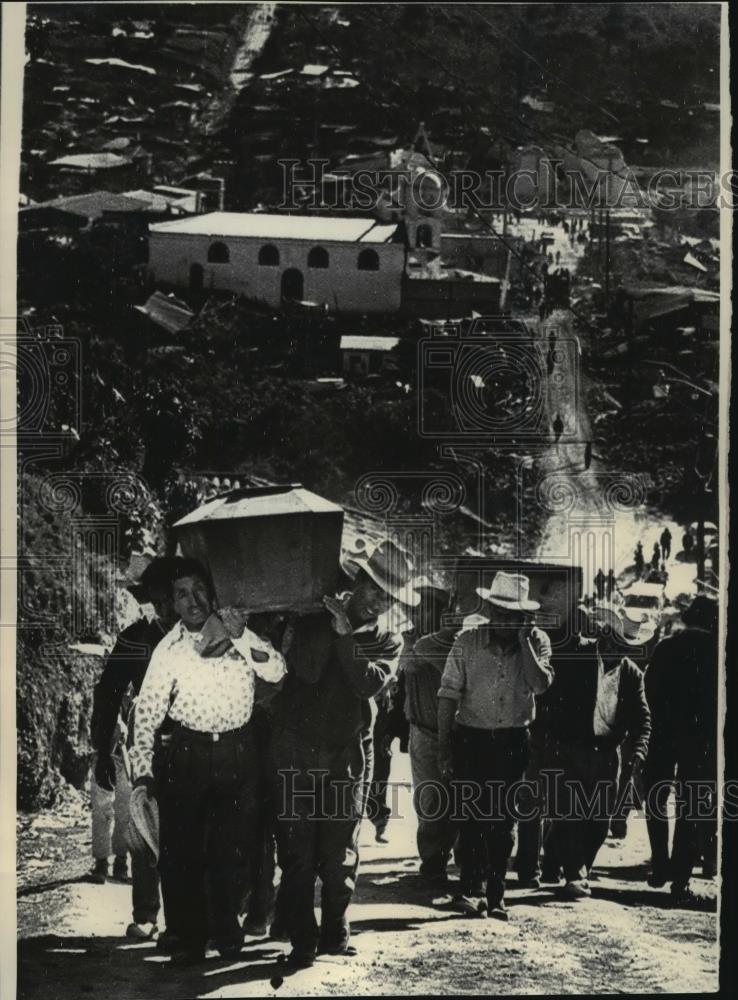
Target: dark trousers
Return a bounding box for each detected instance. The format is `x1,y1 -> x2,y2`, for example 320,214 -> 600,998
271,729 -> 366,955
514,729 -> 551,881
644,741 -> 717,889
157,724 -> 258,953
131,850 -> 161,925
366,704 -> 392,829
452,725 -> 530,905
546,741 -> 619,881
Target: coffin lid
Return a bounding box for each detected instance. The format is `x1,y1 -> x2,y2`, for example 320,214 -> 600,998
174,483 -> 343,527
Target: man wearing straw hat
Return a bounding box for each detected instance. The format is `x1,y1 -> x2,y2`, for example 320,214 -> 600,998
438,570 -> 554,921
270,539 -> 417,968
543,602 -> 652,900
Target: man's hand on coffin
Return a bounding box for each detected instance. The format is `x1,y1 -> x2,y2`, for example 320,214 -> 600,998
323,595 -> 353,636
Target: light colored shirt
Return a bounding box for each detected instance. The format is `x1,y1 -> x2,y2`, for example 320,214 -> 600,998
438,625 -> 553,730
130,620 -> 286,779
593,655 -> 623,737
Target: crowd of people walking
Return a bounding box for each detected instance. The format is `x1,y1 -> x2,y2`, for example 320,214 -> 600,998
89,533 -> 719,969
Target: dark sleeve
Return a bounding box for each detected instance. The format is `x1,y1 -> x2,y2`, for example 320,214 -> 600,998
90,634 -> 139,753
254,672 -> 285,706
334,631 -> 402,700
644,638 -> 671,726
387,668 -> 410,747
625,663 -> 651,761
284,617 -> 324,685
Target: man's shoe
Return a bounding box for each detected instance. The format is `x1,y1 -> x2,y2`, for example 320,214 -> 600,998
268,921 -> 290,943
540,871 -> 561,885
111,857 -> 130,883
609,819 -> 628,839
156,930 -> 181,954
561,879 -> 592,900
487,899 -> 509,922
280,950 -> 316,969
317,941 -> 357,957
241,916 -> 269,937
373,819 -> 389,844
419,859 -> 448,880
89,859 -> 109,884
647,870 -> 670,889
671,884 -> 709,909
168,945 -> 207,966
217,943 -> 243,960
126,922 -> 159,941
452,894 -> 487,917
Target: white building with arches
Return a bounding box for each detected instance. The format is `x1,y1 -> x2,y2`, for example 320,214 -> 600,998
147,212 -> 406,314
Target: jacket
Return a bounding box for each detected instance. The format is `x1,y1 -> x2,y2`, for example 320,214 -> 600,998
541,641 -> 651,760
271,611 -> 402,748
90,617 -> 168,755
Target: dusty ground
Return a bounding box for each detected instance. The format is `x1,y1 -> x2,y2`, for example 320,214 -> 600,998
17,752 -> 718,998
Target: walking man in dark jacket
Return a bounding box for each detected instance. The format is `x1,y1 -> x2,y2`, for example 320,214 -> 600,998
402,586 -> 458,881
543,603 -> 652,899
270,541 -> 416,968
643,595 -> 719,905
90,557 -> 178,940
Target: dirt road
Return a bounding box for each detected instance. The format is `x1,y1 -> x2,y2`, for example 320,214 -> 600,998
17,753 -> 717,998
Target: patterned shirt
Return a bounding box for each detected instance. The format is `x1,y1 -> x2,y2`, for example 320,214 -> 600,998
438,625 -> 553,730
130,620 -> 286,779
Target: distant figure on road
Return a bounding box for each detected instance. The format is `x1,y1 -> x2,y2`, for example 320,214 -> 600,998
584,441 -> 593,470
606,569 -> 616,599
682,529 -> 694,559
651,543 -> 661,570
594,568 -> 606,601
634,542 -> 645,577
552,413 -> 564,443
660,528 -> 672,560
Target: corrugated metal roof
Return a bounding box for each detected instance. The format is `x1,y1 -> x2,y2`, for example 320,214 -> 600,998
133,291 -> 194,334
49,152 -> 132,169
150,212 -> 399,244
28,190 -> 150,218
340,335 -> 400,351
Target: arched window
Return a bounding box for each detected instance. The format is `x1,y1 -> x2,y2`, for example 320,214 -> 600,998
307,246 -> 329,269
207,241 -> 229,263
258,244 -> 280,266
357,248 -> 379,271
416,224 -> 434,248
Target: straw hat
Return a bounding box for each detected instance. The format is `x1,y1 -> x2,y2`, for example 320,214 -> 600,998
351,539 -> 420,607
128,786 -> 159,866
476,571 -> 540,611
583,602 -> 656,646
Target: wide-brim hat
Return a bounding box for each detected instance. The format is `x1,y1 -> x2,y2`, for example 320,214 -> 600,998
476,570 -> 540,611
583,602 -> 656,646
682,594 -> 718,630
351,539 -> 421,607
127,786 -> 159,866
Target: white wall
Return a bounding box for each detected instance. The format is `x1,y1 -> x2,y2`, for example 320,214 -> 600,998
148,232 -> 405,313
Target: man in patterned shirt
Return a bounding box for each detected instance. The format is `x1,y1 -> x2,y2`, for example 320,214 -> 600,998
130,558 -> 286,965
270,540 -> 418,969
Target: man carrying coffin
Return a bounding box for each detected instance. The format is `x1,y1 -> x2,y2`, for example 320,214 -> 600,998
270,540 -> 418,968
